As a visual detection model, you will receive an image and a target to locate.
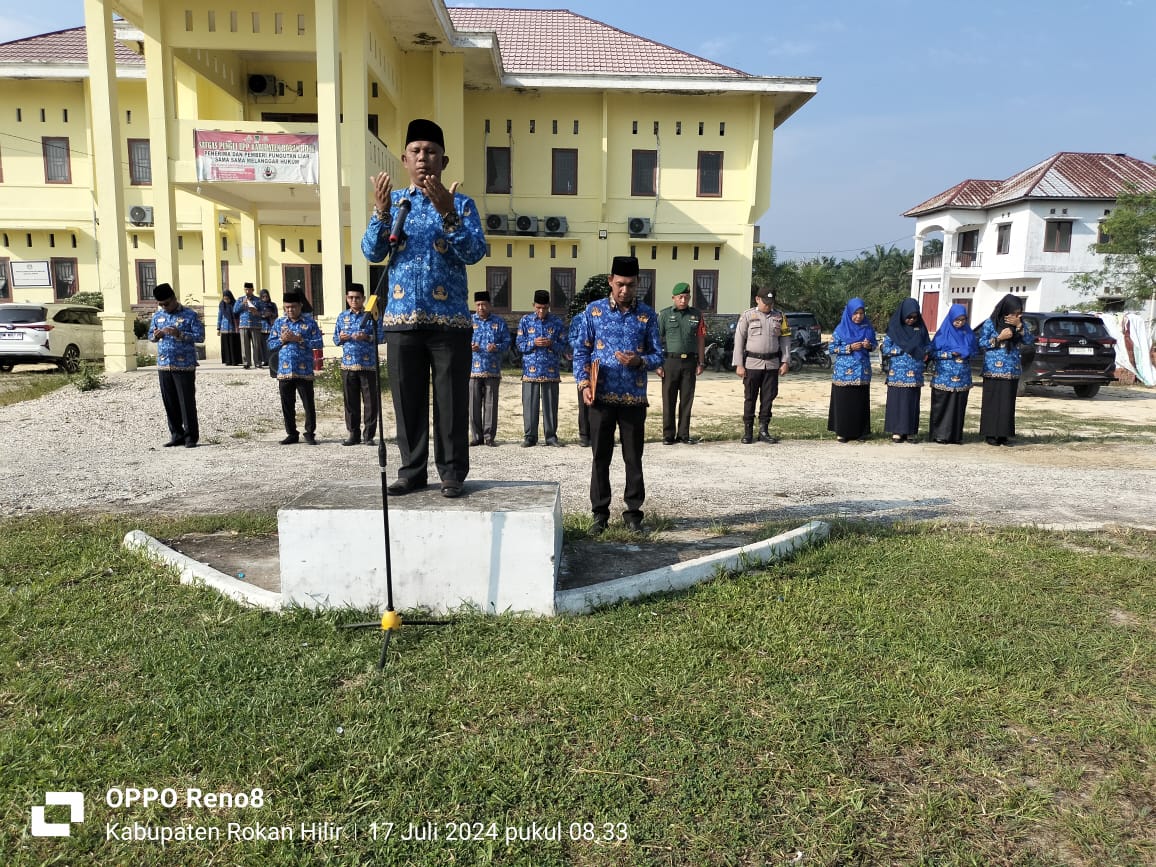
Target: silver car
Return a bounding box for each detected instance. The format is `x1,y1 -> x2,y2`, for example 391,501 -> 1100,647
0,303 -> 104,372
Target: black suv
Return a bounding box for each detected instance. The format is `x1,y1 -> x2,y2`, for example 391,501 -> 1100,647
785,312 -> 822,346
972,312 -> 1116,398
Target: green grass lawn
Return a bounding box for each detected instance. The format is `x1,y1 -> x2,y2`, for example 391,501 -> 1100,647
2,515 -> 1153,865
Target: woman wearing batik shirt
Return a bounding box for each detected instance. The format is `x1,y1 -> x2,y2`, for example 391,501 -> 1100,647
978,294 -> 1034,446
827,297 -> 876,443
881,297 -> 931,443
928,303 -> 980,444
217,289 -> 242,366
257,289 -> 278,368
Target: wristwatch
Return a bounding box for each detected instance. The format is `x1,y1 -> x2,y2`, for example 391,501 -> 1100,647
441,211 -> 462,233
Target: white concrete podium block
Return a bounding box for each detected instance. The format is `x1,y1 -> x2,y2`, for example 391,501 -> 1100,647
278,479 -> 562,615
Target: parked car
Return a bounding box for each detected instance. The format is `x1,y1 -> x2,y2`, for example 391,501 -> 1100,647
970,311 -> 1116,398
785,311 -> 822,346
0,303 -> 104,372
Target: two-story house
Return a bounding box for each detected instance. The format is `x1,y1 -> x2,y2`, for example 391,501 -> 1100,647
904,152 -> 1156,328
0,0 -> 819,370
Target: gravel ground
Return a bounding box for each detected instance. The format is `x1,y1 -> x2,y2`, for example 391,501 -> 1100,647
3,365 -> 1156,531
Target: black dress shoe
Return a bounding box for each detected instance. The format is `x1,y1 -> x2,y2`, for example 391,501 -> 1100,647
469,439 -> 483,447
386,478 -> 427,495
243,364 -> 251,369
589,516 -> 609,536
280,434 -> 299,445
578,437 -> 590,448
624,516 -> 644,533
163,437 -> 185,447
663,438 -> 676,445
184,440 -> 198,449
545,437 -> 561,447
342,437 -> 361,446
521,438 -> 536,447
485,438 -> 496,447
441,481 -> 464,498
364,438 -> 376,446
303,434 -> 318,445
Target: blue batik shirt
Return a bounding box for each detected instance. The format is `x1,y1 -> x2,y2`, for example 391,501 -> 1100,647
978,319 -> 1033,379
258,300 -> 277,334
881,335 -> 926,388
829,331 -> 876,386
234,294 -> 263,328
217,301 -> 238,334
148,305 -> 205,371
517,312 -> 568,382
572,297 -> 662,405
360,187 -> 487,332
268,315 -> 324,380
333,310 -> 382,371
470,314 -> 511,378
930,352 -> 973,391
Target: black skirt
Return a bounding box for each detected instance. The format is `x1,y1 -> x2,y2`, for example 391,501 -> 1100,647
929,388 -> 969,444
884,386 -> 921,436
979,377 -> 1019,439
221,332 -> 242,366
827,384 -> 871,439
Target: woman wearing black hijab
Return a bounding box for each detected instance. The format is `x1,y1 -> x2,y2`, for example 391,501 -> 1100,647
977,294 -> 1034,446
217,289 -> 242,366
881,298 -> 931,442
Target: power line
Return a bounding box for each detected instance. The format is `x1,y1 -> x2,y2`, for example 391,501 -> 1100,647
771,233 -> 914,258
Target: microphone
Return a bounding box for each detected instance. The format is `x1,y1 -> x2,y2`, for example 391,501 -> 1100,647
389,198 -> 411,246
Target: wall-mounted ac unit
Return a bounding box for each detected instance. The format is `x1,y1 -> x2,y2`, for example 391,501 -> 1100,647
627,217 -> 652,238
514,215 -> 540,236
543,216 -> 568,236
247,74 -> 278,96
485,214 -> 509,233
128,205 -> 154,226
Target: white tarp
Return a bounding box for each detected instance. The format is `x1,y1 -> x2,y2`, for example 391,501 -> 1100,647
1101,312 -> 1155,387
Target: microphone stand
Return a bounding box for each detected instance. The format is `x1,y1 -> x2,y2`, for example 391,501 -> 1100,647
339,228 -> 453,671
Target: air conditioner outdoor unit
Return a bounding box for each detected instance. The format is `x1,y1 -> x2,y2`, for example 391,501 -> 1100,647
514,215 -> 540,236
627,217 -> 652,237
485,214 -> 509,233
543,216 -> 568,236
247,74 -> 278,96
128,205 -> 154,226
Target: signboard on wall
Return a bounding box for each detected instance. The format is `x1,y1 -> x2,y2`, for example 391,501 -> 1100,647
194,131 -> 319,183
10,260 -> 52,288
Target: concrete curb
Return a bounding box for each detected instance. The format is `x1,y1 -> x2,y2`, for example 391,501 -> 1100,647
123,530 -> 282,611
553,520 -> 830,615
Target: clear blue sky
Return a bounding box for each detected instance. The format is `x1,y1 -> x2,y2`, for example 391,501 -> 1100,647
6,0 -> 1154,261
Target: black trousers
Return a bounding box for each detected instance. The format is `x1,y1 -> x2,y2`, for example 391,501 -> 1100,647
342,368 -> 380,441
278,378 -> 316,437
661,356 -> 698,440
589,402 -> 647,521
742,367 -> 780,423
158,369 -> 198,444
576,385 -> 590,441
386,329 -> 471,485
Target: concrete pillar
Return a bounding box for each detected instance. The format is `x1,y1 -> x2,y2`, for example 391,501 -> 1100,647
141,2 -> 179,294
342,0 -> 370,290
83,0 -> 134,372
202,206 -> 224,361
315,0 -> 346,322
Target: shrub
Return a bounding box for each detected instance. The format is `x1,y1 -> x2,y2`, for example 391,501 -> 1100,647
71,291 -> 105,311
72,361 -> 106,392
135,353 -> 156,368
133,318 -> 149,340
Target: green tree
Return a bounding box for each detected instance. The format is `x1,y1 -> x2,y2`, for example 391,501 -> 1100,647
752,245 -> 801,308
569,273 -> 610,318
1069,190 -> 1156,308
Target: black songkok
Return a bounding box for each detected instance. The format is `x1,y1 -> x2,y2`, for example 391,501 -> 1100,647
153,283 -> 175,302
611,256 -> 639,277
405,119 -> 445,148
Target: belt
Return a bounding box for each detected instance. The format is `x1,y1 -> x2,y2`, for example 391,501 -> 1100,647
745,351 -> 780,361
665,353 -> 698,359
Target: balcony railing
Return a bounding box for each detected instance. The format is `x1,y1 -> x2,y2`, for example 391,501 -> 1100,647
952,251 -> 982,268
918,253 -> 943,269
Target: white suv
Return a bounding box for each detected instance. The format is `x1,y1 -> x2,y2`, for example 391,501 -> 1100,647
0,303 -> 104,372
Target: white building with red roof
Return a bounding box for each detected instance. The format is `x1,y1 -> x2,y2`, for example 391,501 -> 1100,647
903,152 -> 1156,328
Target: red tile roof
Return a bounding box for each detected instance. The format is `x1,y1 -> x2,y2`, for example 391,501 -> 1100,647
448,8 -> 751,78
0,26 -> 143,67
905,152 -> 1156,217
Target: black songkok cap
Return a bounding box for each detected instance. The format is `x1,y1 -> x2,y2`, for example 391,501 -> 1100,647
153,283 -> 175,302
347,283 -> 365,295
474,291 -> 491,303
533,290 -> 551,305
243,281 -> 255,289
283,291 -> 304,304
405,118 -> 445,148
611,256 -> 639,277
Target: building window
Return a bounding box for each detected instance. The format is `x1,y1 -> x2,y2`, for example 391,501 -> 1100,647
42,137 -> 72,183
692,269 -> 718,312
551,148 -> 578,195
486,146 -> 510,194
550,268 -> 576,311
1043,220 -> 1072,253
486,266 -> 511,311
996,223 -> 1011,255
136,259 -> 157,302
0,258 -> 10,299
697,151 -> 722,197
1097,222 -> 1112,246
128,139 -> 151,185
631,150 -> 657,196
636,269 -> 655,307
51,258 -> 78,299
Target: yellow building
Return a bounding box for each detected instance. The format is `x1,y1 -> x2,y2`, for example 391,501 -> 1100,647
0,0 -> 817,370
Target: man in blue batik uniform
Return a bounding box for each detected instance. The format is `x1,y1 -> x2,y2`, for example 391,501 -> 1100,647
572,256 -> 663,534
517,289 -> 568,447
469,290 -> 511,446
267,291 -> 325,445
567,309 -> 591,447
148,282 -> 206,448
333,283 -> 382,446
361,118 -> 487,498
233,281 -> 264,369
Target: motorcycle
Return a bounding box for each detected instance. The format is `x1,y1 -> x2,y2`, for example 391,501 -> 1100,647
787,335 -> 831,372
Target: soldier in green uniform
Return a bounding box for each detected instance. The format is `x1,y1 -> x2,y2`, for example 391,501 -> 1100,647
657,282 -> 706,445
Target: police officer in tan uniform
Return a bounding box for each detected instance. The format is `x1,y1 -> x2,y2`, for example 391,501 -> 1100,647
733,287 -> 791,443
